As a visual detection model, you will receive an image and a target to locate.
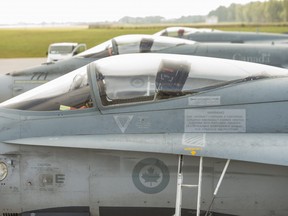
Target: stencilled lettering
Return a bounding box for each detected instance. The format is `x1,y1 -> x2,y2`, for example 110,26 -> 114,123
185,109 -> 246,132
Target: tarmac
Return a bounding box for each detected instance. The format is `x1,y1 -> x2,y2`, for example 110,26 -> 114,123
0,58 -> 47,74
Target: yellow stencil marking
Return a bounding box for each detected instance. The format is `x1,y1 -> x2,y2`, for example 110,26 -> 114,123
184,147 -> 202,156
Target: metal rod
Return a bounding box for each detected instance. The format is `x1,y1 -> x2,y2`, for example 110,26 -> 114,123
175,155 -> 184,216
205,159 -> 230,216
196,156 -> 203,216
214,159 -> 230,196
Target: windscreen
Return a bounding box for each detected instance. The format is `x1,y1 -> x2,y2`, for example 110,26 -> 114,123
0,66 -> 92,111
76,40 -> 112,58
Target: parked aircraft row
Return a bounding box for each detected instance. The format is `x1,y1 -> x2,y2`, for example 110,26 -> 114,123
154,26 -> 288,44
1,28 -> 288,216
2,33 -> 288,103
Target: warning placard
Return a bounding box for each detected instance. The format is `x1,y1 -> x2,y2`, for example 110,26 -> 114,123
185,109 -> 246,132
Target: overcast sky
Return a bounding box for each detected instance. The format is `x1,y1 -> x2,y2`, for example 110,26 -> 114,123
0,0 -> 266,24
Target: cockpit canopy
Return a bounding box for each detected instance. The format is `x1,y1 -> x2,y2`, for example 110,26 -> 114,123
153,27 -> 221,37
2,54 -> 288,111
76,34 -> 196,58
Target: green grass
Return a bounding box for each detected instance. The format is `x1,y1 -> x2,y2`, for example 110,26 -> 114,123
0,27 -> 161,58
0,24 -> 287,58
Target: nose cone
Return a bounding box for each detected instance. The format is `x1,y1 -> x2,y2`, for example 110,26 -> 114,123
0,74 -> 13,103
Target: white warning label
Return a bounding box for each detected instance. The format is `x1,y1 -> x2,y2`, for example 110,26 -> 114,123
185,109 -> 246,132
188,96 -> 221,106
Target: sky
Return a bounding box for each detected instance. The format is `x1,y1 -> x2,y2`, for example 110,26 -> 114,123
0,0 -> 266,24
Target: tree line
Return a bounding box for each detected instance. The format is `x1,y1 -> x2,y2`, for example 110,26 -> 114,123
209,0 -> 288,23
117,0 -> 288,24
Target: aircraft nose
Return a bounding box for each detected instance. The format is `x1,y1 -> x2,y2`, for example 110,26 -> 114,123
0,74 -> 13,103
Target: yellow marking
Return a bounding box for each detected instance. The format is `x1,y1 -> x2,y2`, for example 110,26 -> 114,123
184,147 -> 202,156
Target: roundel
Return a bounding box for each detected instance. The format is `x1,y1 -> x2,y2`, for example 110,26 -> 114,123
130,78 -> 145,88
132,158 -> 170,194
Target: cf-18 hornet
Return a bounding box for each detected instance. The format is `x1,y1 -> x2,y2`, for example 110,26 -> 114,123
1,53 -> 288,215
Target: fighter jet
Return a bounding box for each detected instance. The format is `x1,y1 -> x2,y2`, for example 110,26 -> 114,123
1,53 -> 288,216
155,26 -> 288,44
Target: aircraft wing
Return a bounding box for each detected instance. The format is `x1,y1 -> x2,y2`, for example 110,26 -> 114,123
4,133 -> 288,167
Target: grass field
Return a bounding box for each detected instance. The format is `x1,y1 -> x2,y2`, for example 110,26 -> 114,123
0,26 -> 161,58
0,24 -> 288,58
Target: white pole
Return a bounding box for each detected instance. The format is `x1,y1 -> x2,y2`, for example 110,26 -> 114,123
196,157 -> 203,216
175,155 -> 184,216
